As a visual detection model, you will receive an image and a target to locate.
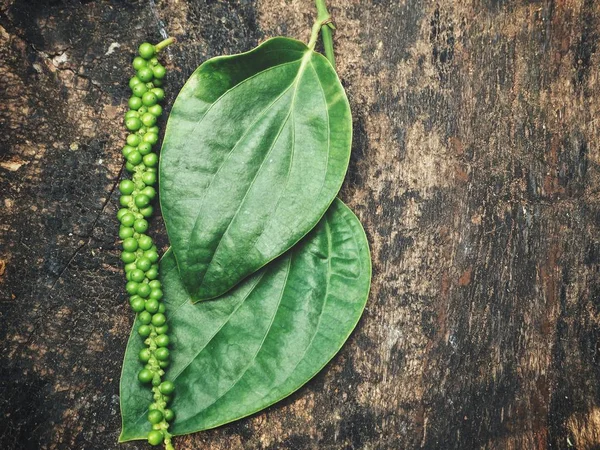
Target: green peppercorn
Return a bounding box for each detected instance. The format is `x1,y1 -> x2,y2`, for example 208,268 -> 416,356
140,205 -> 154,218
125,162 -> 136,173
119,227 -> 133,240
149,280 -> 161,289
163,409 -> 174,422
151,87 -> 165,101
139,42 -> 156,60
142,91 -> 158,106
124,147 -> 138,160
137,67 -> 154,82
130,268 -> 145,283
135,194 -> 150,208
122,252 -> 137,264
126,150 -> 143,165
155,347 -> 169,360
119,195 -> 131,207
141,186 -> 156,199
152,64 -> 166,79
120,212 -> 134,226
155,324 -> 169,335
130,297 -> 146,313
145,250 -> 159,263
143,132 -> 159,145
159,360 -> 170,369
129,76 -> 142,89
147,430 -> 163,446
122,237 -> 139,252
132,56 -> 147,70
121,214 -> 135,227
128,96 -> 143,110
155,334 -> 169,347
138,142 -> 152,156
124,262 -> 137,273
138,235 -> 153,250
139,348 -> 151,362
148,409 -> 163,424
149,288 -> 163,300
143,153 -> 159,168
136,257 -> 152,272
119,180 -> 135,195
139,311 -> 152,325
138,368 -> 154,384
137,283 -> 151,298
141,112 -> 157,127
144,298 -> 159,313
133,219 -> 149,233
141,171 -> 157,186
151,313 -> 166,327
126,134 -> 141,147
146,267 -> 158,280
138,324 -> 151,337
149,57 -> 159,66
117,208 -> 129,220
132,83 -> 148,98
125,117 -> 142,131
125,280 -> 138,294
148,104 -> 162,117
153,78 -> 163,87
159,380 -> 175,395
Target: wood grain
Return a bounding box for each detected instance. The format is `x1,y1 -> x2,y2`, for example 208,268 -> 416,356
1,0 -> 600,449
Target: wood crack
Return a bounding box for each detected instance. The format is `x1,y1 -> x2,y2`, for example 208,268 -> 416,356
50,164 -> 124,290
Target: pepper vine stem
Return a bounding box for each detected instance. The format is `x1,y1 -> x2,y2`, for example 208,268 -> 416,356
314,0 -> 336,69
155,37 -> 176,52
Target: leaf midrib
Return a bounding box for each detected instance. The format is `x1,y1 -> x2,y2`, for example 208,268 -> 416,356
187,50 -> 321,296
183,58 -> 303,146
170,272 -> 265,382
179,80 -> 297,278
220,57 -> 333,286
195,105 -> 295,293
174,60 -> 301,272
181,216 -> 334,431
182,257 -> 292,426
257,216 -> 333,407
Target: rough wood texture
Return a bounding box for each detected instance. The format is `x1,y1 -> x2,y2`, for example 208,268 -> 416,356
1,0 -> 600,449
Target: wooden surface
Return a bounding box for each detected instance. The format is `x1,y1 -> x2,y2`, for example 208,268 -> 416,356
2,0 -> 600,449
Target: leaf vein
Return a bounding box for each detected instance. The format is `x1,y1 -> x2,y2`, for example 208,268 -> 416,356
197,105 -> 294,288
186,257 -> 292,422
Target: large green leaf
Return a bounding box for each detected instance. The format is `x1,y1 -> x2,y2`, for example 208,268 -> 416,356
120,199 -> 371,440
159,37 -> 352,301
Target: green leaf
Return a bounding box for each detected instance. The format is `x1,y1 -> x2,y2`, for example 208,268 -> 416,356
159,37 -> 352,301
120,199 -> 371,441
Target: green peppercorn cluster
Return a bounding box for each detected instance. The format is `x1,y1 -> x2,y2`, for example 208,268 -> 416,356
118,38 -> 176,450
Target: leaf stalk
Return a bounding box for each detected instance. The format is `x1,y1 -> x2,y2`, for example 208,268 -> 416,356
314,0 -> 336,68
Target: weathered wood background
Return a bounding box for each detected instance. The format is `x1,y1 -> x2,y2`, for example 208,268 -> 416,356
2,0 -> 600,448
